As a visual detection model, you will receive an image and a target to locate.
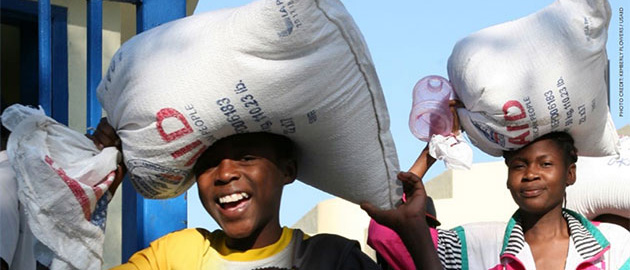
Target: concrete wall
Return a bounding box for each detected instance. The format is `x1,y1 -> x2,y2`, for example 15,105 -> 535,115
426,161 -> 518,229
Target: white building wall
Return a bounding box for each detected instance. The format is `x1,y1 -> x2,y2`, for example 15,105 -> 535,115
293,197 -> 376,260
429,161 -> 518,229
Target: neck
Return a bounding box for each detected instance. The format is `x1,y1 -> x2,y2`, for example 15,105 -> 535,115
226,221 -> 283,251
520,206 -> 569,240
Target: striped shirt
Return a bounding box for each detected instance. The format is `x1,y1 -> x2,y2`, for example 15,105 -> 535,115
433,209 -> 630,270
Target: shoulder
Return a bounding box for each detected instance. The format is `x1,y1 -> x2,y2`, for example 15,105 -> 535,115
293,230 -> 378,269
447,221 -> 506,246
303,232 -> 358,245
298,231 -> 362,256
157,227 -> 212,241
114,228 -> 214,269
595,222 -> 630,238
564,211 -> 630,266
436,222 -> 506,269
147,227 -> 213,252
590,222 -> 630,266
566,210 -> 630,249
595,222 -> 630,248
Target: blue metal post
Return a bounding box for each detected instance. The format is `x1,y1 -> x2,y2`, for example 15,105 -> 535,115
136,0 -> 186,31
38,0 -> 52,115
87,0 -> 103,131
51,8 -> 69,125
122,0 -> 188,261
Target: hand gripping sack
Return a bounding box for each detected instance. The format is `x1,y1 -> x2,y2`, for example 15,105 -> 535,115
447,0 -> 619,157
1,104 -> 120,270
98,0 -> 401,209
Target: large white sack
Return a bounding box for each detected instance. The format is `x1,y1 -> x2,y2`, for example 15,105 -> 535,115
567,136 -> 630,220
98,0 -> 401,209
448,0 -> 619,157
1,104 -> 120,270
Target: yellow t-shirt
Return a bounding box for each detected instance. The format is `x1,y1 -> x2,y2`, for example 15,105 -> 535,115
111,227 -> 304,270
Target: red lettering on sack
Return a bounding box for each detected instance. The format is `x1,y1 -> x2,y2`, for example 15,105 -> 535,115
502,100 -> 526,121
184,145 -> 208,166
502,100 -> 531,145
508,131 -> 531,145
171,140 -> 202,159
170,140 -> 208,166
156,108 -> 193,142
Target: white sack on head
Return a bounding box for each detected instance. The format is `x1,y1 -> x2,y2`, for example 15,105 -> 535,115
98,0 -> 401,209
2,104 -> 120,270
448,0 -> 619,157
566,136 -> 630,220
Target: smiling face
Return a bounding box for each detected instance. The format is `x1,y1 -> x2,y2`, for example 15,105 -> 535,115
504,135 -> 576,215
193,133 -> 296,247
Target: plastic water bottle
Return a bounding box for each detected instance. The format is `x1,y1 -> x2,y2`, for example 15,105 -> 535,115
408,75 -> 453,142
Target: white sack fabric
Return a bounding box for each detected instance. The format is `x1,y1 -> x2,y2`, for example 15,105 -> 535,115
98,0 -> 401,209
1,104 -> 120,270
448,0 -> 619,157
0,151 -> 36,270
567,136 -> 630,220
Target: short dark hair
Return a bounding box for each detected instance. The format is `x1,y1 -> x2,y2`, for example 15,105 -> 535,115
231,132 -> 296,160
262,132 -> 296,161
503,132 -> 578,166
192,132 -> 296,177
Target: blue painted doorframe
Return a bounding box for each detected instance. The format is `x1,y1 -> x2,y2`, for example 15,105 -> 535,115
1,0 -> 68,124
87,0 -> 103,130
120,0 -> 188,262
24,0 -> 188,263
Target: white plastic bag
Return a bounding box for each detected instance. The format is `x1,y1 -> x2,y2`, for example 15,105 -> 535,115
2,104 -> 120,270
98,0 -> 401,209
448,0 -> 619,157
428,134 -> 473,170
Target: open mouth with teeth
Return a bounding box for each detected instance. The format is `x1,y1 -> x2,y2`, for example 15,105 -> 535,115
217,192 -> 251,210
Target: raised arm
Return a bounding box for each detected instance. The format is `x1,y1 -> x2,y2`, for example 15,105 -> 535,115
361,145 -> 442,269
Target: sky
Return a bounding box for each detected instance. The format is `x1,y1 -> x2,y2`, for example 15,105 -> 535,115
187,0 -> 628,231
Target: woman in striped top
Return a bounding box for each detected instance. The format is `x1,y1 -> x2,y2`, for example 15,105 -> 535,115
362,132 -> 630,269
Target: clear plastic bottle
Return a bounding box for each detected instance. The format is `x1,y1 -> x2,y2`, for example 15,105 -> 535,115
408,75 -> 453,141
